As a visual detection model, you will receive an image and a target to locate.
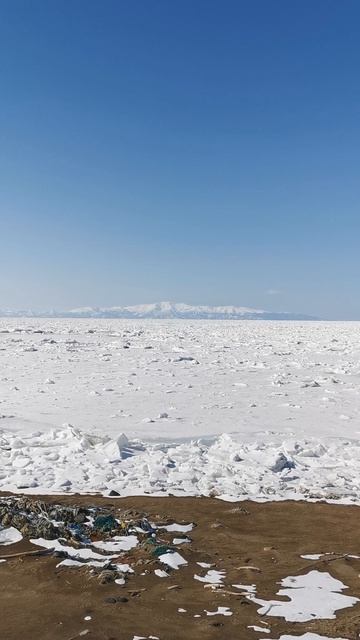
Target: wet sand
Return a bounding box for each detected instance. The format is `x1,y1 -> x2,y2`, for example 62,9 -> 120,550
0,495 -> 359,640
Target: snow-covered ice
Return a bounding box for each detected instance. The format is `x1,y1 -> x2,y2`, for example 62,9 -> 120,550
1,318 -> 360,501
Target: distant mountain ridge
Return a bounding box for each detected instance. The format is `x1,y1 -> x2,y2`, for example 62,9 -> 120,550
0,301 -> 316,320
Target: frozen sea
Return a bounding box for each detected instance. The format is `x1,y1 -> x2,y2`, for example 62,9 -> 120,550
1,318 -> 360,501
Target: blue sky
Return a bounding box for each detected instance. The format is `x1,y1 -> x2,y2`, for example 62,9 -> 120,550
1,1 -> 359,319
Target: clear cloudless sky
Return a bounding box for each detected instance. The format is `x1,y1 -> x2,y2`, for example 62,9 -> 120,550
0,0 -> 359,319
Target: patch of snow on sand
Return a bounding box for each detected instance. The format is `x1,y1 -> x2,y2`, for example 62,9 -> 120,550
115,563 -> 134,573
30,537 -> 116,562
160,523 -> 193,533
154,569 -> 169,578
194,569 -> 225,584
263,635 -> 347,640
233,583 -> 257,594
301,553 -> 360,560
158,551 -> 187,570
0,527 -> 22,545
252,570 -> 358,622
205,607 -> 232,616
92,535 -> 138,552
56,558 -> 108,568
173,537 -> 191,545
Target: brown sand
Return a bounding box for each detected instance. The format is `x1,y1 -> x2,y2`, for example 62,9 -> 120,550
0,495 -> 359,640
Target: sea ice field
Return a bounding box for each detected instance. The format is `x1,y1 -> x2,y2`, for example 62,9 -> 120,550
1,318 -> 360,501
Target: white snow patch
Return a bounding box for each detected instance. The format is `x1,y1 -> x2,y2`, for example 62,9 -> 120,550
154,569 -> 169,578
233,583 -> 257,594
173,537 -> 191,545
30,537 -> 116,562
0,527 -> 22,546
115,563 -> 134,573
194,569 -> 225,584
158,551 -> 187,570
160,523 -> 193,533
92,535 -> 138,552
264,635 -> 347,640
252,570 -> 358,622
205,606 -> 232,616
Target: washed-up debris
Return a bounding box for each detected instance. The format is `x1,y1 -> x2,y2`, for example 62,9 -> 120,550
93,514 -> 117,532
0,497 -> 91,540
0,496 -> 193,585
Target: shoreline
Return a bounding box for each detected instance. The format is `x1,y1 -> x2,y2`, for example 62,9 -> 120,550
0,495 -> 359,640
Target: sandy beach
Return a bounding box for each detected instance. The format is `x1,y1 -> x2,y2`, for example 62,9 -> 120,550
1,494 -> 359,640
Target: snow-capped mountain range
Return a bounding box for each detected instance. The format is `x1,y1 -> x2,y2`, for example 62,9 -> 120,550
0,301 -> 316,320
